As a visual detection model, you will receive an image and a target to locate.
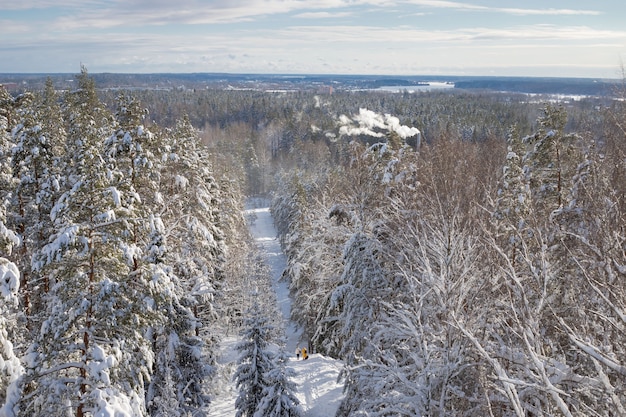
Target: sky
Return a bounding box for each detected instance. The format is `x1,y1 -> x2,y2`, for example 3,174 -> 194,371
1,0 -> 625,78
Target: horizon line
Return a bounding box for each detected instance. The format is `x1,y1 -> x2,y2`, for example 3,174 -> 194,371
0,72 -> 621,81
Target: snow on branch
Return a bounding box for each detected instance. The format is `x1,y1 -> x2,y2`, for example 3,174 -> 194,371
36,225 -> 80,268
556,315 -> 626,377
0,258 -> 20,301
108,186 -> 122,207
0,222 -> 20,251
451,314 -> 525,417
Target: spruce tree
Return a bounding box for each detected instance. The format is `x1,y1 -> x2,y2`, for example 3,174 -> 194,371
234,299 -> 275,417
253,350 -> 302,417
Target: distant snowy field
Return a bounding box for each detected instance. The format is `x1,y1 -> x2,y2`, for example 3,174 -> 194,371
374,81 -> 455,93
209,202 -> 344,416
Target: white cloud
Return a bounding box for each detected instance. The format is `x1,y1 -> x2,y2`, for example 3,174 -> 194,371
0,0 -> 101,9
0,0 -> 602,30
274,24 -> 626,44
0,0 -> 619,76
402,1 -> 602,16
33,0 -> 357,28
294,11 -> 353,19
0,2 -> 604,54
0,20 -> 32,33
496,7 -> 602,16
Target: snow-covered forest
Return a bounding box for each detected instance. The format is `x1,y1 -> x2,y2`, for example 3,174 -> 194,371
1,68 -> 625,416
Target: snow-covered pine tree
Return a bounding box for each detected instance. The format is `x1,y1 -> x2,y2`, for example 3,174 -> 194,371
332,232 -> 394,417
289,203 -> 347,357
10,88 -> 62,327
155,115 -> 228,406
0,258 -> 23,417
253,349 -> 302,417
470,111 -> 603,415
522,104 -> 592,396
104,91 -> 158,279
0,87 -> 20,256
22,67 -> 152,417
39,78 -> 66,158
103,92 -> 213,415
270,169 -> 350,355
215,180 -> 253,336
328,135 -> 497,415
555,112 -> 619,415
106,92 -> 160,208
144,215 -> 211,416
0,89 -> 23,417
244,141 -> 263,196
159,115 -> 225,331
543,140 -> 626,414
270,173 -> 307,251
234,298 -> 275,417
493,125 -> 532,261
523,104 -> 582,217
0,86 -> 20,134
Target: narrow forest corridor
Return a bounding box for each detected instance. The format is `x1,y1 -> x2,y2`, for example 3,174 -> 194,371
245,201 -> 301,353
209,200 -> 344,416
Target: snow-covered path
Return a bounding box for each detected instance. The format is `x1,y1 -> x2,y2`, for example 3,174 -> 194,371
209,202 -> 344,417
246,206 -> 301,352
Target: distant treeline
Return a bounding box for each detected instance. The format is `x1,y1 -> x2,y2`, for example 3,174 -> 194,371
454,77 -> 618,96
1,73 -> 621,96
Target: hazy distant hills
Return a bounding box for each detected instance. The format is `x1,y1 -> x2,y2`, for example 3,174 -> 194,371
0,72 -> 621,97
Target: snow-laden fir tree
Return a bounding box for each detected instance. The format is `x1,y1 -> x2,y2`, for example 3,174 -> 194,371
253,349 -> 302,417
234,297 -> 275,417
